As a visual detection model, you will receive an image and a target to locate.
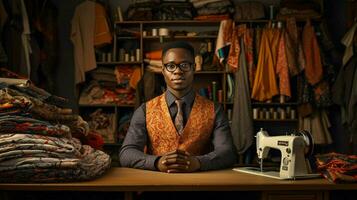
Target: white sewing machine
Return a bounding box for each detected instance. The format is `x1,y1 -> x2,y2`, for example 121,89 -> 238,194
234,128 -> 321,180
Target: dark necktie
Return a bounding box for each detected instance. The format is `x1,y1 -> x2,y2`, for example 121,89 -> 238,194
174,99 -> 184,135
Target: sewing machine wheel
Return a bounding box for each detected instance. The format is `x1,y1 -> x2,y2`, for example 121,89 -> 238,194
297,130 -> 314,156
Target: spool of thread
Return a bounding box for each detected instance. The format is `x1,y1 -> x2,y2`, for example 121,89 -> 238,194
280,95 -> 285,103
159,28 -> 169,36
119,49 -> 125,61
291,109 -> 296,119
218,90 -> 223,103
142,31 -> 147,37
124,53 -> 129,62
269,107 -> 274,114
280,109 -> 286,120
253,108 -> 259,119
273,111 -> 278,120
101,53 -> 106,62
195,55 -> 203,71
207,41 -> 212,52
227,109 -> 232,121
136,49 -> 140,61
130,55 -> 135,62
212,81 -> 217,102
152,28 -> 158,36
286,106 -> 291,118
269,5 -> 275,20
259,110 -> 264,119
265,110 -> 271,119
107,53 -> 112,62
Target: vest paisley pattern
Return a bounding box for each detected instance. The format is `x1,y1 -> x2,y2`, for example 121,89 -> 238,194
146,93 -> 215,156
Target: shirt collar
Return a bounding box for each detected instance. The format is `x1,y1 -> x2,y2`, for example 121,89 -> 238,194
165,89 -> 195,107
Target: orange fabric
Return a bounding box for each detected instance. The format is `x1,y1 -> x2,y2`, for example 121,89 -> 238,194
94,3 -> 112,47
145,50 -> 162,60
227,24 -> 241,69
302,20 -> 323,86
276,30 -> 291,97
266,28 -> 282,68
146,93 -> 215,156
194,14 -> 230,21
251,29 -> 279,101
129,67 -> 142,89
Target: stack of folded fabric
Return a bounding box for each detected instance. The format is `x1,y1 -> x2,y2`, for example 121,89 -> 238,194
144,50 -> 162,73
0,80 -> 111,183
191,0 -> 234,20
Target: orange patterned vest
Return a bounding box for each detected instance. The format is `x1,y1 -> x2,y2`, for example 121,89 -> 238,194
146,93 -> 215,156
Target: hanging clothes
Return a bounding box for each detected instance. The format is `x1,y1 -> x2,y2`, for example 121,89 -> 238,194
285,17 -> 305,76
231,37 -> 253,154
215,19 -> 233,63
71,1 -> 97,84
227,23 -> 240,69
251,28 -> 278,101
341,22 -> 357,67
276,29 -> 291,98
299,109 -> 332,145
302,20 -> 323,86
244,28 -> 255,89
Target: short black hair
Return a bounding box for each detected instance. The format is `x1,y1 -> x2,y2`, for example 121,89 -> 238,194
162,41 -> 194,58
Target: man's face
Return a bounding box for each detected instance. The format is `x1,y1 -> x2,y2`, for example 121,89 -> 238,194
162,48 -> 194,92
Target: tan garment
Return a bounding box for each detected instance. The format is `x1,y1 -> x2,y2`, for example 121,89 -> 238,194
251,29 -> 279,101
146,93 -> 215,156
71,1 -> 97,84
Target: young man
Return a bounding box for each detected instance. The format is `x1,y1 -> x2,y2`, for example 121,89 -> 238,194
119,41 -> 236,173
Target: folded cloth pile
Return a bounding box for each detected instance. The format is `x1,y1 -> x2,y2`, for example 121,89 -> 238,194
191,0 -> 233,20
0,81 -> 111,183
315,152 -> 357,183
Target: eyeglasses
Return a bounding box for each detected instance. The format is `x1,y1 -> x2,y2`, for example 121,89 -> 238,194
163,62 -> 193,72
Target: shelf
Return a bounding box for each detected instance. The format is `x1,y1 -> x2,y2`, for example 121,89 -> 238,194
79,104 -> 135,107
143,35 -> 217,39
117,36 -> 139,40
253,119 -> 298,122
195,71 -> 225,74
97,61 -> 141,65
252,102 -> 299,106
115,20 -> 222,25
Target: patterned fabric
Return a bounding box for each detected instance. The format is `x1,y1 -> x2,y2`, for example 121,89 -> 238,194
0,133 -> 111,182
316,152 -> 357,183
276,30 -> 291,98
174,99 -> 184,135
146,93 -> 215,156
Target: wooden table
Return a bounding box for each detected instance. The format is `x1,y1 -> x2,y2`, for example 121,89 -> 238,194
0,167 -> 356,200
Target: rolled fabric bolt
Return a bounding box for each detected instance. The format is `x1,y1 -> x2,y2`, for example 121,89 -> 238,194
152,28 -> 158,36
253,108 -> 259,119
124,53 -> 129,62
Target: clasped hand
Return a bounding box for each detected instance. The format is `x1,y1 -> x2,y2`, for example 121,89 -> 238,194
155,149 -> 200,173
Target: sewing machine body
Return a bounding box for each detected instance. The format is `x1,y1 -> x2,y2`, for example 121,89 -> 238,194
234,129 -> 321,180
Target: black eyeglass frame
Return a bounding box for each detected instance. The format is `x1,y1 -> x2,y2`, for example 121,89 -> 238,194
163,62 -> 194,72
